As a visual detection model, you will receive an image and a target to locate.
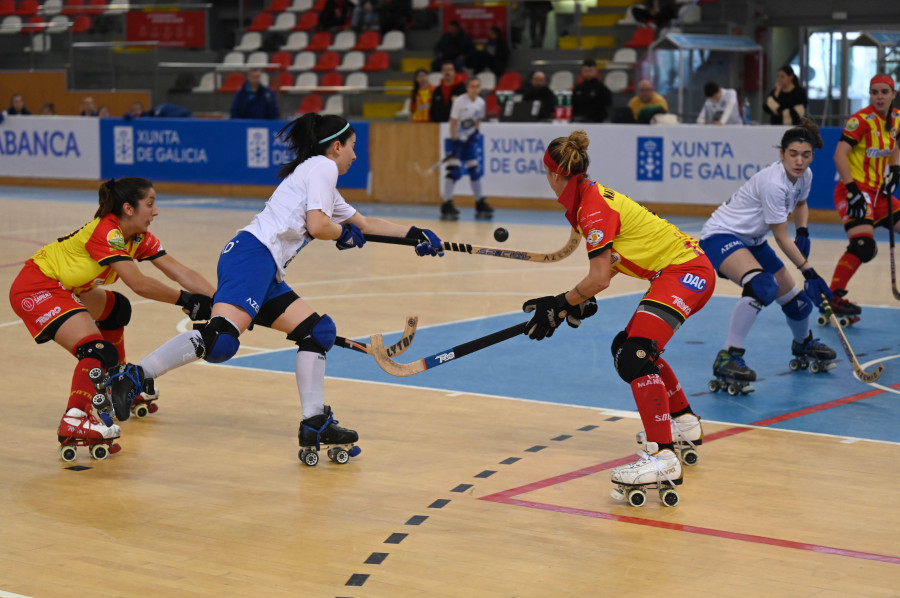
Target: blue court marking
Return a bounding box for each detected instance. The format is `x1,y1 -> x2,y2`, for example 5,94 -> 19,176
229,293 -> 900,443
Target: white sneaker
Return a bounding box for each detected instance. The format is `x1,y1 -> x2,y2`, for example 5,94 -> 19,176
611,446 -> 682,486
636,413 -> 703,446
59,408 -> 121,440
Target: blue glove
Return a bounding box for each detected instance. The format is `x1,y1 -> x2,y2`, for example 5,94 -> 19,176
406,226 -> 444,257
844,182 -> 868,220
566,297 -> 598,329
802,267 -> 833,304
523,293 -> 574,340
883,165 -> 900,197
794,227 -> 810,260
336,222 -> 365,250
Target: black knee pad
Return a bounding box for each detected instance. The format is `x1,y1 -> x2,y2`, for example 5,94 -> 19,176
75,339 -> 119,370
198,316 -> 241,363
613,336 -> 660,383
287,312 -> 336,354
610,330 -> 628,359
96,291 -> 131,330
847,235 -> 877,263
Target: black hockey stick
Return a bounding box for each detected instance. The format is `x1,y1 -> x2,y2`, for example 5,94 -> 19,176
369,322 -> 528,377
335,316 -> 418,358
364,228 -> 581,264
820,294 -> 884,383
886,184 -> 900,300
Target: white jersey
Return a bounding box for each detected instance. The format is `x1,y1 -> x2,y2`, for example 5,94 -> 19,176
697,87 -> 743,125
700,160 -> 812,245
240,155 -> 356,281
449,94 -> 485,142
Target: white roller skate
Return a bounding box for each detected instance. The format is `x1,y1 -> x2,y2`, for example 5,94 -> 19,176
57,408 -> 122,462
816,290 -> 861,328
298,405 -> 361,466
709,347 -> 756,396
789,332 -> 837,374
636,413 -> 703,466
610,443 -> 683,507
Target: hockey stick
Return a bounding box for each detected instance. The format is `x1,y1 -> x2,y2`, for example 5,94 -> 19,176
364,228 -> 582,264
820,294 -> 884,383
413,155 -> 452,176
369,321 -> 528,377
885,185 -> 900,300
335,316 -> 418,358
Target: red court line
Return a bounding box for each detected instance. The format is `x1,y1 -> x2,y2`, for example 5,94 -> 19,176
751,384 -> 899,426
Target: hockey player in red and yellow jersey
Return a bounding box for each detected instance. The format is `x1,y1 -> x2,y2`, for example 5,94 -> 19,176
521,130 -> 715,506
829,74 -> 900,316
8,177 -> 215,460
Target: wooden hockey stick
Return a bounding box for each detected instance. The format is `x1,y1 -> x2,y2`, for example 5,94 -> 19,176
886,187 -> 900,300
364,228 -> 582,264
369,322 -> 528,377
820,295 -> 884,383
335,316 -> 418,358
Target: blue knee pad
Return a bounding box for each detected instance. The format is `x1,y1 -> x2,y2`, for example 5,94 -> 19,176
287,313 -> 336,353
742,271 -> 778,306
781,290 -> 813,321
199,316 -> 241,364
311,314 -> 336,352
446,166 -> 464,182
466,162 -> 482,181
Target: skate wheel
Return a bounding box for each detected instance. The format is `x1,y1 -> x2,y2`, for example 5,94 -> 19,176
133,404 -> 149,419
810,361 -> 821,374
59,445 -> 77,462
299,449 -> 318,467
681,448 -> 699,466
660,488 -> 679,507
330,448 -> 350,464
88,367 -> 107,388
838,316 -> 850,328
90,444 -> 109,460
726,383 -> 739,396
626,488 -> 646,507
789,359 -> 800,371
816,314 -> 827,327
708,379 -> 721,393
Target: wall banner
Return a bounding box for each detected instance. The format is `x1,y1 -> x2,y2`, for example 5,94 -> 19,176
0,116 -> 100,180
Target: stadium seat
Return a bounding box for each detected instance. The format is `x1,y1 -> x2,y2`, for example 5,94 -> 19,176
16,0 -> 40,17
293,11 -> 317,31
234,31 -> 262,52
246,51 -> 269,67
265,0 -> 291,12
281,31 -> 308,51
269,51 -> 292,71
345,71 -> 368,89
270,11 -> 296,32
496,71 -> 522,92
484,93 -> 500,119
296,94 -> 323,114
271,71 -> 295,91
306,31 -> 332,51
353,30 -> 379,51
312,51 -> 340,71
192,72 -> 216,92
376,30 -> 404,51
319,71 -> 343,92
24,32 -> 51,52
336,50 -> 365,72
476,71 -> 496,92
287,0 -> 313,10
322,94 -> 344,116
329,30 -> 355,51
42,0 -> 64,16
624,26 -> 655,48
47,15 -> 72,33
21,15 -> 46,34
610,47 -> 637,66
360,50 -> 389,72
0,1 -> 15,17
61,0 -> 85,16
549,70 -> 573,92
218,72 -> 246,93
70,14 -> 91,33
288,51 -> 316,71
222,50 -> 245,66
247,12 -> 273,32
292,71 -> 317,92
604,70 -> 629,93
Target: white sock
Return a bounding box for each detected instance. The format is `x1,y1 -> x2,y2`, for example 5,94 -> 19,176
724,296 -> 761,349
296,350 -> 326,419
442,177 -> 455,203
471,178 -> 483,199
140,330 -> 202,379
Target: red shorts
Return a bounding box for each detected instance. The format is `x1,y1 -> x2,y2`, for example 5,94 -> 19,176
833,181 -> 900,227
9,260 -> 87,343
625,254 -> 716,351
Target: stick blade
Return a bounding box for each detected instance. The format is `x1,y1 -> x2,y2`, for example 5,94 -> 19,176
385,316 -> 418,357
370,333 -> 425,377
856,363 -> 885,383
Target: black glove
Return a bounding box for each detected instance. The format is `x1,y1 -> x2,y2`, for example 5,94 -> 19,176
522,293 -> 574,340
176,290 -> 213,321
566,297 -> 598,328
883,165 -> 900,197
845,182 -> 868,220
406,226 -> 444,257
801,268 -> 833,304
336,222 -> 365,250
794,227 -> 810,260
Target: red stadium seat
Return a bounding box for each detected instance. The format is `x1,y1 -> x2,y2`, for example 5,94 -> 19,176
16,0 -> 40,17
268,51 -> 292,71
319,71 -> 343,92
265,0 -> 291,12
218,72 -> 246,93
296,94 -> 324,114
271,71 -> 294,91
21,15 -> 46,33
353,30 -> 379,51
305,31 -> 332,51
624,26 -> 655,49
0,1 -> 16,17
484,93 -> 500,120
293,11 -> 318,31
495,71 -> 522,92
247,12 -> 273,32
71,14 -> 91,33
61,0 -> 85,15
311,51 -> 339,72
360,50 -> 389,72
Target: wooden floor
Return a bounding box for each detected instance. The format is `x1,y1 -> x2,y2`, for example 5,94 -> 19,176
1,194 -> 899,598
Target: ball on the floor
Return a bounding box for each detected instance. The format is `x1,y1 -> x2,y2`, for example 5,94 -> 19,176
493,227 -> 509,243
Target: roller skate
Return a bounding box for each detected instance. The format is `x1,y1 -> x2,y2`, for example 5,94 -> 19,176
131,377 -> 160,419
789,332 -> 837,374
636,413 -> 703,466
57,408 -> 122,462
440,201 -> 460,222
816,290 -> 861,328
708,347 -> 756,396
610,443 -> 683,507
298,405 -> 361,466
474,198 -> 494,221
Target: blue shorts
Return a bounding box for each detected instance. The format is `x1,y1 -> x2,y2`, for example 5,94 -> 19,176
699,234 -> 785,277
215,231 -> 294,319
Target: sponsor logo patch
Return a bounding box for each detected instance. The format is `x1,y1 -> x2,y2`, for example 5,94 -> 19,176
678,273 -> 707,292
586,229 -> 604,245
107,229 -> 126,251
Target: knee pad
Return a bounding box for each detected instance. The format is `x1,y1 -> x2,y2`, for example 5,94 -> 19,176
741,270 -> 778,306
96,291 -> 131,330
287,313 -> 336,354
198,316 -> 241,364
446,165 -> 463,182
613,336 -> 660,383
847,235 -> 877,263
465,161 -> 482,180
610,329 -> 628,359
75,339 -> 119,370
781,288 -> 813,321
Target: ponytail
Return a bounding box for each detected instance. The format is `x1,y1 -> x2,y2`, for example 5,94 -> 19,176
277,113 -> 355,178
95,177 -> 154,218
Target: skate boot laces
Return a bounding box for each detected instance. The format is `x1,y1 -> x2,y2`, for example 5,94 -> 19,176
300,413 -> 335,451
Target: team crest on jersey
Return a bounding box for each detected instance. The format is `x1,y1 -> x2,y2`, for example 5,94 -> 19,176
678,273 -> 707,292
587,229 -> 604,245
107,229 -> 127,251
845,117 -> 859,132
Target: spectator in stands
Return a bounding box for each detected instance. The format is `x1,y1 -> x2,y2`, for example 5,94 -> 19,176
627,79 -> 669,123
7,94 -> 31,115
631,0 -> 677,32
230,69 -> 280,120
697,81 -> 742,126
469,26 -> 510,78
39,103 -> 56,116
98,106 -> 111,118
571,59 -> 612,123
80,96 -> 98,117
350,1 -> 379,32
517,71 -> 555,121
526,1 -> 552,48
764,65 -> 808,125
429,61 -> 467,123
431,20 -> 475,73
377,0 -> 411,32
319,0 -> 355,32
409,68 -> 433,123
125,101 -> 149,120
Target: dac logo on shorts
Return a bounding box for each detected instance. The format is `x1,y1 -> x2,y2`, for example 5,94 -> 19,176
678,273 -> 707,292
113,126 -> 134,165
637,137 -> 664,182
247,128 -> 270,169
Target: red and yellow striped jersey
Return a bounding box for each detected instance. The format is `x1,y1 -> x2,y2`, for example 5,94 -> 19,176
840,105 -> 900,188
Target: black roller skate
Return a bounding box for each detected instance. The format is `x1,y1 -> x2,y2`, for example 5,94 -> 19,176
474,198 -> 494,221
709,347 -> 756,396
298,405 -> 360,466
440,201 -> 460,222
816,290 -> 861,328
131,377 -> 160,419
103,364 -> 149,422
789,332 -> 837,374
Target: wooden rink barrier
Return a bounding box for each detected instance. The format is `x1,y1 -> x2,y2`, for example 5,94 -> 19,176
0,188 -> 898,596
